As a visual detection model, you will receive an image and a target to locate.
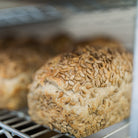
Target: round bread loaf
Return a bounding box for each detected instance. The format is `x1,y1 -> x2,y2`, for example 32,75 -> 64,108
28,39 -> 133,137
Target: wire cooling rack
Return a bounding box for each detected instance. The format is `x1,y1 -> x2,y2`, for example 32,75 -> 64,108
0,109 -> 129,138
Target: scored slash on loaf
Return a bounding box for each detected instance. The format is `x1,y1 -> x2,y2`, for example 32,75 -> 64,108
28,38 -> 133,138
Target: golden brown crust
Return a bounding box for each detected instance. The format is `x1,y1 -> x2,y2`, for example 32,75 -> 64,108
87,37 -> 123,48
35,39 -> 132,89
28,39 -> 133,138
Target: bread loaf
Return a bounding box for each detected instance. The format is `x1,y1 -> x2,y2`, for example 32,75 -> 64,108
0,45 -> 50,110
0,34 -> 74,110
28,39 -> 132,138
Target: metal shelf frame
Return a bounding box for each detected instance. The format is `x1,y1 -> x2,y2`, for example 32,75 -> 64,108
0,110 -> 72,138
130,1 -> 138,138
0,0 -> 136,28
0,110 -> 130,138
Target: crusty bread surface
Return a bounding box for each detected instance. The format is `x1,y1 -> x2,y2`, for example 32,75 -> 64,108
28,39 -> 133,138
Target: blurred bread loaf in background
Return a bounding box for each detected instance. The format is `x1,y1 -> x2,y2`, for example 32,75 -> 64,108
0,34 -> 74,110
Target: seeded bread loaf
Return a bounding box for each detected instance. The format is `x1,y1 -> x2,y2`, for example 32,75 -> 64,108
0,45 -> 50,110
0,34 -> 74,110
28,39 -> 132,138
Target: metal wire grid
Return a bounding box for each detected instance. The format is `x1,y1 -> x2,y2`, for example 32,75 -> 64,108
0,110 -> 72,138
0,109 -> 130,138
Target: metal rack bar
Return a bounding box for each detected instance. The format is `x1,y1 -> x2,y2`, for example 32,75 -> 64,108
87,119 -> 129,138
21,125 -> 41,133
0,114 -> 15,121
0,110 -> 72,138
130,1 -> 138,138
51,134 -> 64,138
30,129 -> 50,138
11,120 -> 33,128
4,118 -> 24,124
0,109 -> 130,138
0,0 -> 136,28
0,110 -> 9,115
0,122 -> 30,138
